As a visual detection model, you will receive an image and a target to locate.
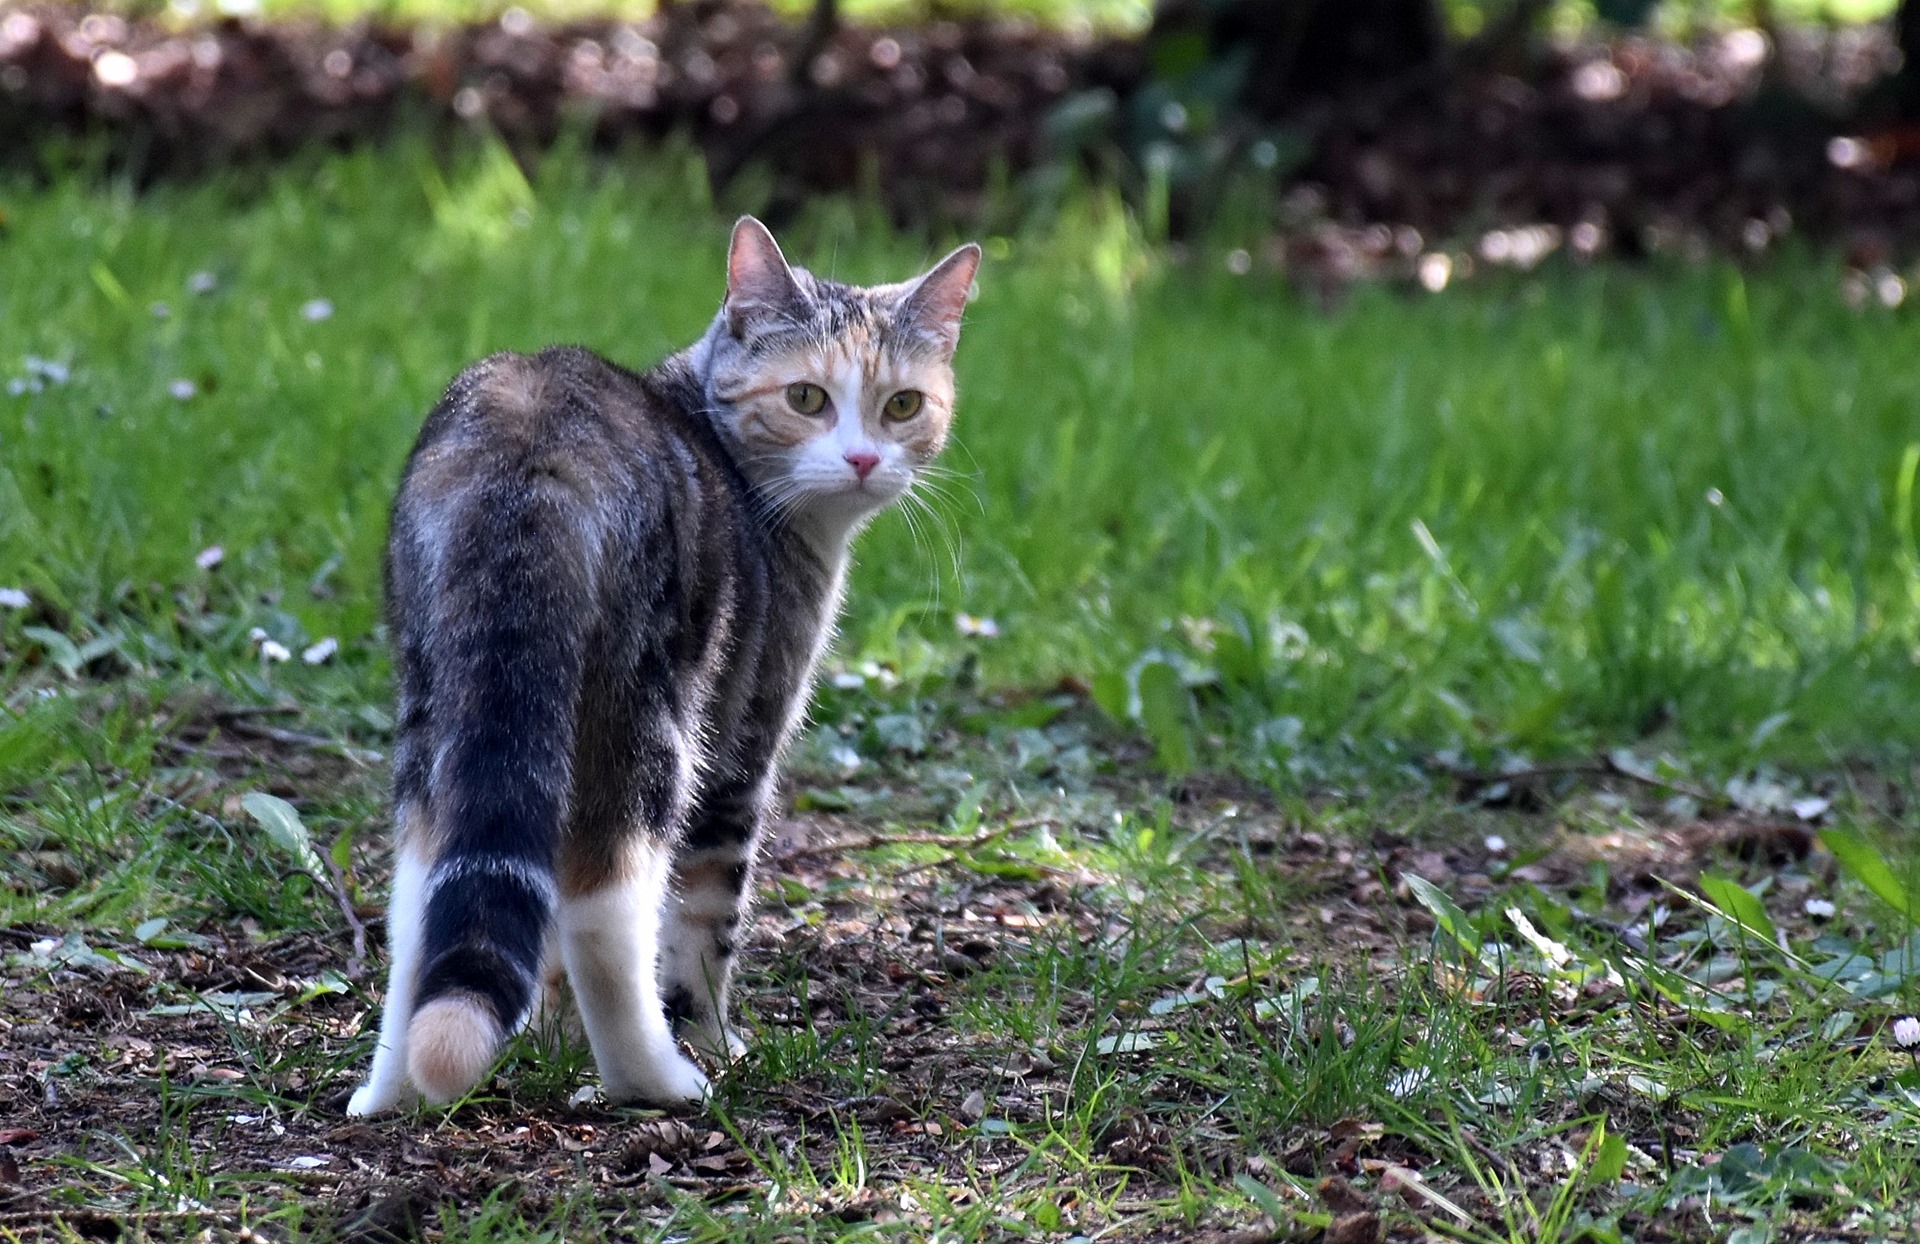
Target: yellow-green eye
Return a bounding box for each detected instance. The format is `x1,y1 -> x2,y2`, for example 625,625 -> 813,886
883,390 -> 923,422
786,382 -> 827,415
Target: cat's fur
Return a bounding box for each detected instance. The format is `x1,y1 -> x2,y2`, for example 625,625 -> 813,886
346,219 -> 979,1114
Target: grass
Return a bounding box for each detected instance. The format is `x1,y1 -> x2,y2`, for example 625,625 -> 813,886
7,142 -> 1919,770
2,138 -> 1920,1241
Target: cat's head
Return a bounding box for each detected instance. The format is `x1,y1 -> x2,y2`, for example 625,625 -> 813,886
699,216 -> 979,541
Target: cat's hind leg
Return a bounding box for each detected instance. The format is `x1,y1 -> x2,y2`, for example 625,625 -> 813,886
525,932 -> 581,1051
346,835 -> 430,1116
661,779 -> 765,1061
559,837 -> 710,1106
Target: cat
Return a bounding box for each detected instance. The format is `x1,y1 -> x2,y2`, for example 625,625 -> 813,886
346,218 -> 979,1114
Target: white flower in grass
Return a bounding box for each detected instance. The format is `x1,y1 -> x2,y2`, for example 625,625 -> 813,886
169,378 -> 198,401
1803,898 -> 1836,920
26,357 -> 70,385
188,271 -> 219,295
247,626 -> 267,643
195,545 -> 224,571
259,640 -> 292,663
301,637 -> 338,665
1894,1016 -> 1920,1049
955,612 -> 1000,638
1484,834 -> 1508,855
300,299 -> 334,322
0,587 -> 28,609
858,659 -> 900,689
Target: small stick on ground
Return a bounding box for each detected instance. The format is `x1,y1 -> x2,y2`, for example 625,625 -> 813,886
223,718 -> 384,766
1427,753 -> 1714,805
327,852 -> 369,977
779,816 -> 1055,862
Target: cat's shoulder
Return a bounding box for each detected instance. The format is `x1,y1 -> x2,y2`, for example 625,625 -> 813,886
403,345 -> 713,503
436,345 -> 651,437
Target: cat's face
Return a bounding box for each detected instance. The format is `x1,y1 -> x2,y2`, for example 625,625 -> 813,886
702,218 -> 979,540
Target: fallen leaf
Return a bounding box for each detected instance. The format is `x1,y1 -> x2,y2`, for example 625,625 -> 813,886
1324,1211 -> 1381,1244
1096,1031 -> 1163,1054
1317,1173 -> 1369,1214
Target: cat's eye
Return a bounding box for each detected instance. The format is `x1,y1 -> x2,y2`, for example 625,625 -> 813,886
883,390 -> 924,422
786,382 -> 828,415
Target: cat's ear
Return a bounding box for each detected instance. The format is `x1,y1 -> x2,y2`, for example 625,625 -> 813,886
898,242 -> 981,356
726,216 -> 805,337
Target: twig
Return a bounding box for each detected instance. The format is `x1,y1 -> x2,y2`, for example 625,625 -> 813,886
779,816 -> 1054,862
222,718 -> 384,765
158,737 -> 256,762
1426,754 -> 1714,804
888,818 -> 1069,882
888,852 -> 1075,884
327,852 -> 369,978
0,1207 -> 274,1241
145,789 -> 229,834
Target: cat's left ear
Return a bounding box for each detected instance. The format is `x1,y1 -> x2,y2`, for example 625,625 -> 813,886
726,216 -> 806,338
898,243 -> 981,356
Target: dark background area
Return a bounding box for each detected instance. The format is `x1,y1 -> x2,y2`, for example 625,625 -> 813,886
10,0 -> 1920,266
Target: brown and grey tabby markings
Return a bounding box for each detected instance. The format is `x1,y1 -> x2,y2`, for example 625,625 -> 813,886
346,219 -> 979,1113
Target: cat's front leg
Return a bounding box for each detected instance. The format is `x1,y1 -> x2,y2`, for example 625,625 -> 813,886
660,776 -> 767,1061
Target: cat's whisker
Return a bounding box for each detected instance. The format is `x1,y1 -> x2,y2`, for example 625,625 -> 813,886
898,484 -> 964,603
893,493 -> 936,607
905,482 -> 973,538
910,464 -> 986,517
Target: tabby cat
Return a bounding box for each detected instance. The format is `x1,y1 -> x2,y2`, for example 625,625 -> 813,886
346,219 -> 979,1114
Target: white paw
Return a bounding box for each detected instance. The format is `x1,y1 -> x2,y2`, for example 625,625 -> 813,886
601,1044 -> 711,1107
346,1083 -> 396,1117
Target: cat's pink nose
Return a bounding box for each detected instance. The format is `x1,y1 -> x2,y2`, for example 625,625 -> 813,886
845,450 -> 880,481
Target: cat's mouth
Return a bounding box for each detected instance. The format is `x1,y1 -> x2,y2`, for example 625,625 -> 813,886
808,468 -> 902,498
830,481 -> 895,505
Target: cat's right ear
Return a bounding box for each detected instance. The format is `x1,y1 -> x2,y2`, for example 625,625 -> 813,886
726,217 -> 805,338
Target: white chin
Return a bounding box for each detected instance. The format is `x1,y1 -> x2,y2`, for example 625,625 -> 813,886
833,480 -> 903,507
795,484 -> 897,529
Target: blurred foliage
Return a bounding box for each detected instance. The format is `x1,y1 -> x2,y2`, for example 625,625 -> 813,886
120,0 -> 1900,33
1040,0 -> 1898,236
